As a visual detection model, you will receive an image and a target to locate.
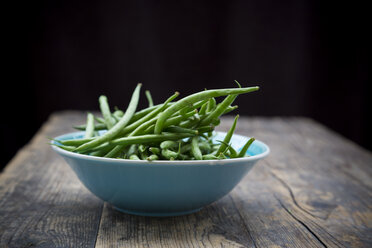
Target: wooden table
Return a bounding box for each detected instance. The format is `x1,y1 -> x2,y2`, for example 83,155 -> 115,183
1,111 -> 371,248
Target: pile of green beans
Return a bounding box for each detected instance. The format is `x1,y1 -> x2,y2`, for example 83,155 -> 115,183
54,83 -> 258,160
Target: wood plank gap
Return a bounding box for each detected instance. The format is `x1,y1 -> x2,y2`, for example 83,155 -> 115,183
274,195 -> 329,248
228,195 -> 257,248
93,202 -> 105,248
268,169 -> 324,220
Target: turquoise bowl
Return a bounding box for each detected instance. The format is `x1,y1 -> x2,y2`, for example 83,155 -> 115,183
51,131 -> 269,217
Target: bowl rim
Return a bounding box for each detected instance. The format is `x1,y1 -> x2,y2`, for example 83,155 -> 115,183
51,131 -> 270,166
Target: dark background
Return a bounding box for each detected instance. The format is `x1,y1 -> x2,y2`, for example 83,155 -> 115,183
2,0 -> 370,170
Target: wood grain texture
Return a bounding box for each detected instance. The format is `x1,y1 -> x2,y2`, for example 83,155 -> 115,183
1,111 -> 371,248
0,111 -> 103,248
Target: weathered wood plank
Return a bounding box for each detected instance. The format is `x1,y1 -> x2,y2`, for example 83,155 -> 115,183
0,111 -> 103,248
95,200 -> 254,248
1,112 -> 371,248
226,117 -> 372,248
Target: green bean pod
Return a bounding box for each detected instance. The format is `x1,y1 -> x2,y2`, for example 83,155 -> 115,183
191,137 -> 203,160
199,95 -> 237,126
74,123 -> 106,131
154,86 -> 259,134
216,115 -> 239,155
149,147 -> 161,155
163,126 -> 198,135
145,90 -> 154,107
207,97 -> 217,112
99,95 -> 116,129
147,154 -> 159,161
238,137 -> 255,158
75,83 -> 142,152
161,149 -> 178,160
160,140 -> 179,150
111,133 -> 195,147
202,154 -> 218,160
84,113 -> 95,138
129,154 -> 140,160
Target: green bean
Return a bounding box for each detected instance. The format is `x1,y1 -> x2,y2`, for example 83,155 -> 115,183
147,154 -> 159,161
118,92 -> 179,137
99,95 -> 116,129
75,83 -> 142,152
234,80 -> 242,88
105,92 -> 180,157
160,140 -> 179,150
113,109 -> 124,119
192,99 -> 210,110
178,116 -> 200,128
130,103 -> 174,123
154,87 -> 259,134
97,145 -> 114,157
216,115 -> 239,155
199,133 -> 209,140
130,105 -> 158,121
145,90 -> 154,107
179,99 -> 208,116
223,105 -> 238,115
161,149 -> 178,160
180,141 -> 211,154
91,145 -> 117,157
216,140 -> 238,158
88,142 -> 114,153
149,147 -> 160,155
139,149 -> 149,160
217,152 -> 228,159
138,144 -> 147,153
202,154 -> 218,160
85,113 -> 95,138
59,137 -> 94,146
164,110 -> 198,127
238,137 -> 255,158
129,154 -> 140,160
191,137 -> 203,160
110,133 -> 195,146
207,97 -> 216,112
127,145 -> 138,157
179,143 -> 191,154
196,125 -> 215,134
111,114 -> 119,123
126,116 -> 158,137
74,123 -> 106,131
199,95 -> 237,126
52,144 -> 76,152
211,118 -> 221,126
163,126 -> 198,135
95,116 -> 105,124
199,101 -> 208,115
212,144 -> 220,150
199,141 -> 212,153
227,146 -> 238,158
143,109 -> 198,134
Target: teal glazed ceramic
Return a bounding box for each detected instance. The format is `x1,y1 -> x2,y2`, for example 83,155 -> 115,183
51,132 -> 270,217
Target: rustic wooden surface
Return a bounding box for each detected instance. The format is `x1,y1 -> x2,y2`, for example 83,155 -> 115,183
0,111 -> 371,248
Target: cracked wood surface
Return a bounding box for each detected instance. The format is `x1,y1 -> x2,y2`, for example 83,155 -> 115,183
0,111 -> 371,248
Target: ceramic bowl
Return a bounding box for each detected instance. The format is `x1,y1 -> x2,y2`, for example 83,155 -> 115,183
51,131 -> 269,216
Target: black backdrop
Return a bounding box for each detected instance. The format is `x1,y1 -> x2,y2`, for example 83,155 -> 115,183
2,0 -> 370,170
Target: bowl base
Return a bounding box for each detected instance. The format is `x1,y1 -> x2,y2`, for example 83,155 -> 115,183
114,206 -> 203,217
